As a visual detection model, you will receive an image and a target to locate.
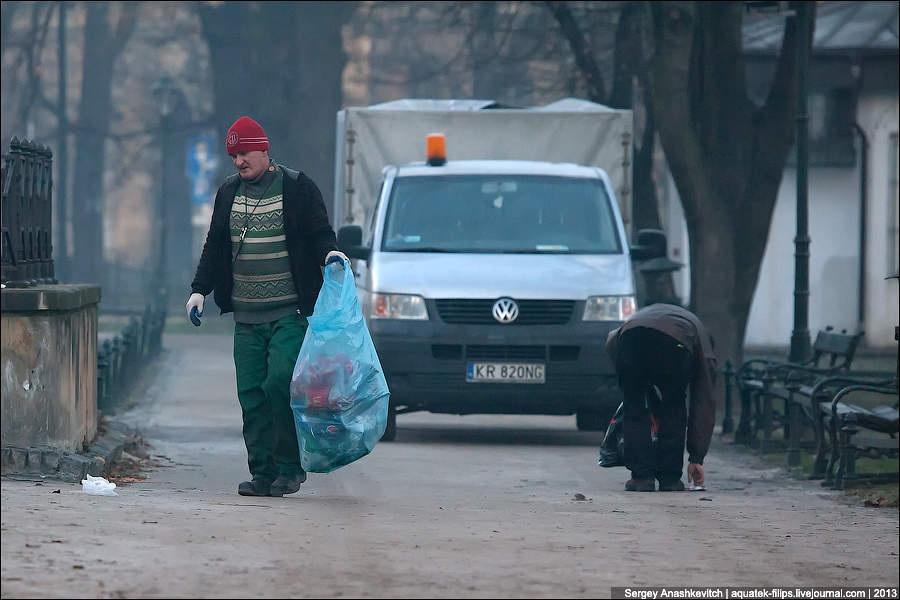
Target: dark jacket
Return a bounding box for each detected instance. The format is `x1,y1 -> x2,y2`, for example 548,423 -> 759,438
190,165 -> 338,317
605,303 -> 718,464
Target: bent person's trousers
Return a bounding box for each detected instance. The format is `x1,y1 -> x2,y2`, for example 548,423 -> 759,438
615,326 -> 692,483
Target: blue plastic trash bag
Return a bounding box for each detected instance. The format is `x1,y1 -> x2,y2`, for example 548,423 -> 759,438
290,258 -> 390,473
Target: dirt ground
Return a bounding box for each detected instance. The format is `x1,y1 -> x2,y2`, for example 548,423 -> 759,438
2,332 -> 897,598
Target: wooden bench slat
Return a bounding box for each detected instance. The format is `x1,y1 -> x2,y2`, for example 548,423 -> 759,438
844,435 -> 899,450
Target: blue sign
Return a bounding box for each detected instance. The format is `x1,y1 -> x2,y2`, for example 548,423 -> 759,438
186,134 -> 219,205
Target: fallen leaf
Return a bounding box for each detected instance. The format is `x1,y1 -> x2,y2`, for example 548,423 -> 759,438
573,493 -> 586,501
72,565 -> 84,570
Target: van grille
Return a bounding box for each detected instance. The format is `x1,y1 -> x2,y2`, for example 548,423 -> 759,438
466,345 -> 546,360
435,299 -> 575,325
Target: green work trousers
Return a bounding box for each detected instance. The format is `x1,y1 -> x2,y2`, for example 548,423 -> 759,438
233,312 -> 307,482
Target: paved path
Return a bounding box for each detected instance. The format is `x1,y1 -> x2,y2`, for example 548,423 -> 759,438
2,325 -> 898,598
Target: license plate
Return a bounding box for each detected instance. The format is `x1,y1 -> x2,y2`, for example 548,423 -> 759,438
466,362 -> 545,384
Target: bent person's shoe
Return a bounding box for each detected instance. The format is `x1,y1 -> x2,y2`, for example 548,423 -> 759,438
625,478 -> 656,492
269,472 -> 306,497
658,479 -> 685,492
238,477 -> 272,497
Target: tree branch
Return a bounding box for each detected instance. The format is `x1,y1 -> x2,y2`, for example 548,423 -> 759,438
109,2 -> 140,57
20,2 -> 55,128
650,1 -> 709,220
1,1 -> 20,58
758,1 -> 813,150
546,1 -> 606,103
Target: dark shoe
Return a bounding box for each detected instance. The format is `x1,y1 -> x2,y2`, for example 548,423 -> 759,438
625,478 -> 656,492
238,477 -> 272,497
658,479 -> 685,492
269,472 -> 306,497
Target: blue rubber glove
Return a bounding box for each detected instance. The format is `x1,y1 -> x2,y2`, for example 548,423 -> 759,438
186,293 -> 204,327
325,250 -> 349,266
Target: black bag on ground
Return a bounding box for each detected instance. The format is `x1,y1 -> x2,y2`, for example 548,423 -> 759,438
597,400 -> 659,468
598,402 -> 626,467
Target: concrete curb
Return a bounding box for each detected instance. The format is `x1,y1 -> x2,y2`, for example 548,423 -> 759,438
1,419 -> 140,483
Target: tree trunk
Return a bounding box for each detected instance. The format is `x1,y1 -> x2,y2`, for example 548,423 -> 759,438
198,2 -> 356,224
651,0 -> 814,373
70,3 -> 112,285
293,2 -> 355,218
70,2 -> 136,285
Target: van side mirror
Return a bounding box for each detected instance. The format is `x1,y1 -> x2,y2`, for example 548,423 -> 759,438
337,225 -> 370,261
629,228 -> 667,261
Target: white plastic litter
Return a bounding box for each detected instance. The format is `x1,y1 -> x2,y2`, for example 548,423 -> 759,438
81,474 -> 118,496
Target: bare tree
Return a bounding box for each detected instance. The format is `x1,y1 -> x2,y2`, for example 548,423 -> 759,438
651,1 -> 815,367
0,2 -> 20,58
547,1 -> 675,308
196,1 -> 358,214
349,2 -> 572,107
70,1 -> 139,284
548,1 -> 662,233
0,1 -> 55,144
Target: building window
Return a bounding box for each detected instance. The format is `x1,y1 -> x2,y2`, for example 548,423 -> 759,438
787,88 -> 858,168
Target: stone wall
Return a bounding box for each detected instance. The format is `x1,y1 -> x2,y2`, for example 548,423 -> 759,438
1,284 -> 101,453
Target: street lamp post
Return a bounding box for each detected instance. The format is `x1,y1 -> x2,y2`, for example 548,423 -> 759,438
789,3 -> 812,363
151,76 -> 178,315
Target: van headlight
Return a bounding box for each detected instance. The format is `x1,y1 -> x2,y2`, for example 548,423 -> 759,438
583,295 -> 636,321
368,293 -> 429,320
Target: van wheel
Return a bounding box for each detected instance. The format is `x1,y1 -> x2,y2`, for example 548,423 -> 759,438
576,408 -> 607,431
381,405 -> 397,441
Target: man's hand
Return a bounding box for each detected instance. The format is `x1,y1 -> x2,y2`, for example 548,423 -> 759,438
687,462 -> 704,488
186,293 -> 204,326
325,250 -> 349,266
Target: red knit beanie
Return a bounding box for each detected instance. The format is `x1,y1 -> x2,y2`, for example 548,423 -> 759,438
225,116 -> 269,155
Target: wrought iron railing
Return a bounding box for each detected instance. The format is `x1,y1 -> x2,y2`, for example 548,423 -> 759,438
96,305 -> 166,412
1,138 -> 56,287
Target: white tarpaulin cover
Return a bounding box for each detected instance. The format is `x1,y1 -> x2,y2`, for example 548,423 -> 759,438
333,98 -> 633,232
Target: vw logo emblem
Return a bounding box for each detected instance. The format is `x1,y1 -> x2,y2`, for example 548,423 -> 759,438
492,298 -> 519,323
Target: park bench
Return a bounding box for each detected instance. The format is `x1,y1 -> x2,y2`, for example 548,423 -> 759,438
806,318 -> 899,489
734,327 -> 864,453
823,380 -> 898,489
789,374 -> 897,487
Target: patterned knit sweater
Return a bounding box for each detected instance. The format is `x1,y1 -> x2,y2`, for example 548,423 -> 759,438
230,166 -> 299,323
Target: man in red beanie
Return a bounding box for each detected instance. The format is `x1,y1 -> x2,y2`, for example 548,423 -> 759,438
186,116 -> 348,497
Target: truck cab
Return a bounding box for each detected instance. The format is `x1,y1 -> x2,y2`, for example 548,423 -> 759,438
338,137 -> 665,440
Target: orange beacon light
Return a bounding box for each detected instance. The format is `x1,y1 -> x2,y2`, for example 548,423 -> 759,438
426,133 -> 447,166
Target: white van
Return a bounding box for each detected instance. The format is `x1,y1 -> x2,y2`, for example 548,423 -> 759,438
338,137 -> 666,440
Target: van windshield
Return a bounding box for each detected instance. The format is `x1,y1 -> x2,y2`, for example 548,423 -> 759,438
381,175 -> 622,253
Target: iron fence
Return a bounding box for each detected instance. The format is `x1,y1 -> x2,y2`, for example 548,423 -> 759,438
96,305 -> 166,412
1,138 -> 55,287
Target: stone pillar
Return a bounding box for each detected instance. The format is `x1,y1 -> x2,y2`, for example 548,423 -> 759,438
1,284 -> 101,453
